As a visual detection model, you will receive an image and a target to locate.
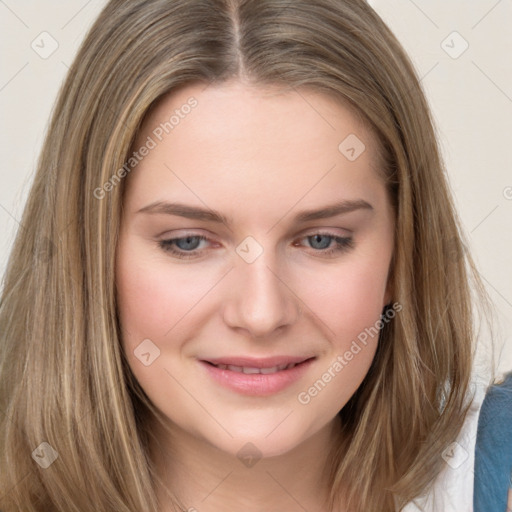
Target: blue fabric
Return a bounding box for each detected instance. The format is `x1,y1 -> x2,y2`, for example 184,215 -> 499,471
474,372 -> 512,512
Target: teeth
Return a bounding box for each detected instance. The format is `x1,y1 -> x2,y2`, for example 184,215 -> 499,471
215,362 -> 299,374
260,366 -> 281,374
242,367 -> 261,374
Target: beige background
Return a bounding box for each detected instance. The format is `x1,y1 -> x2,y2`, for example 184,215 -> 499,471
1,0 -> 511,375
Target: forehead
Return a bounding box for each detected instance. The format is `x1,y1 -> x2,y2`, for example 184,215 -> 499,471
125,81 -> 385,215
138,80 -> 378,157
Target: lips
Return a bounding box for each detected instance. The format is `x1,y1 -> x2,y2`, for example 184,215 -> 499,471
199,355 -> 316,395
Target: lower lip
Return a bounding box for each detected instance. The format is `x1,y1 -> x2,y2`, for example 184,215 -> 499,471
199,358 -> 315,396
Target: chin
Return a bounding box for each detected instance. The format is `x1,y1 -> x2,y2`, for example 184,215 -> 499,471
205,418 -> 320,461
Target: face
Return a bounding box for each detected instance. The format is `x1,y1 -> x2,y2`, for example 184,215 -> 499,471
115,81 -> 394,459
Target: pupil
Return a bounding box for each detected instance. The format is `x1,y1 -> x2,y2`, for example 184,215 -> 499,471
176,236 -> 200,250
310,234 -> 331,250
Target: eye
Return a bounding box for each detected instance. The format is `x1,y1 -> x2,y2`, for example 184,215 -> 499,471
158,235 -> 211,259
158,231 -> 354,260
294,232 -> 354,256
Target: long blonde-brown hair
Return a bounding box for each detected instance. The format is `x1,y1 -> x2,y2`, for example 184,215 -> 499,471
0,0 -> 491,510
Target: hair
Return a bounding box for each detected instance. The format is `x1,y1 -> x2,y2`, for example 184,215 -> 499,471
0,0 -> 494,511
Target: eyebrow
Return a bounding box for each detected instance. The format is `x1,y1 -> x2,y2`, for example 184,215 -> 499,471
136,199 -> 373,225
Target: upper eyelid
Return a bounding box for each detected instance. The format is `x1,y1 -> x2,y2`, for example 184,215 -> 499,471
161,231 -> 351,251
160,226 -> 352,241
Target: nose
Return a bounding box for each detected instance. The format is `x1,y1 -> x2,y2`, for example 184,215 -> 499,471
222,249 -> 302,338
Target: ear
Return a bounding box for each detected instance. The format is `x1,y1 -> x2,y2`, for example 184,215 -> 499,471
384,290 -> 392,307
383,275 -> 393,308
382,250 -> 396,307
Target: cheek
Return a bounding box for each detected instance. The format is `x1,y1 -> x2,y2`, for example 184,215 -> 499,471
293,262 -> 388,413
116,248 -> 216,346
295,256 -> 389,347
115,247 -> 210,411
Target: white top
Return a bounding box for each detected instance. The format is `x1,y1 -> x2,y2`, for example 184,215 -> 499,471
402,378 -> 487,512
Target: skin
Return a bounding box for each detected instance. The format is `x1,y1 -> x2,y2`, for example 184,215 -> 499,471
115,81 -> 395,512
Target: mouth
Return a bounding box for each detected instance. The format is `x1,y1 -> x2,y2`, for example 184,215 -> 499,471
198,356 -> 316,396
203,360 -> 309,374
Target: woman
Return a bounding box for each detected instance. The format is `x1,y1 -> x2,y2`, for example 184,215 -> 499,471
0,1 -> 494,510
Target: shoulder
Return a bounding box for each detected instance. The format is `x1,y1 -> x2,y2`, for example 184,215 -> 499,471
474,372 -> 512,512
404,377 -> 487,512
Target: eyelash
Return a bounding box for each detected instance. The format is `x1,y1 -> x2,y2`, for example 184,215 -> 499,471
158,232 -> 354,260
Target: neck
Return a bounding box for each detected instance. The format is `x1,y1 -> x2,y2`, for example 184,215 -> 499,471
149,414 -> 344,512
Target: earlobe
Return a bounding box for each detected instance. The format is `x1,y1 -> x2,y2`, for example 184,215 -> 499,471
382,303 -> 393,316
383,283 -> 393,309
383,257 -> 394,309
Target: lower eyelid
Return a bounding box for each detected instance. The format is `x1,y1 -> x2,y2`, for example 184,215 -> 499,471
158,233 -> 353,256
161,235 -> 209,248
306,238 -> 353,255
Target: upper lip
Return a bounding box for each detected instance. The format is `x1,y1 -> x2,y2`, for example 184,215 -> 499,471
201,355 -> 315,368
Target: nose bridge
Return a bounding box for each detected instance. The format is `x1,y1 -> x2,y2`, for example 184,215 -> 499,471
223,238 -> 299,336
